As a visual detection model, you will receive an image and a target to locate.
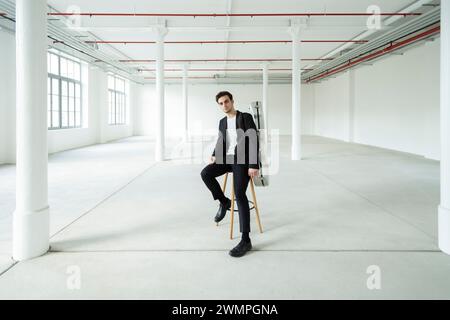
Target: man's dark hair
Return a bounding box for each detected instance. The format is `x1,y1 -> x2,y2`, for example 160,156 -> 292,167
215,91 -> 233,103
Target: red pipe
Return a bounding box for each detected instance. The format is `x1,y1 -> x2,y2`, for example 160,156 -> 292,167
140,68 -> 183,71
144,76 -> 214,79
307,25 -> 440,83
116,58 -> 331,62
85,40 -> 367,44
87,41 -> 157,44
302,58 -> 333,61
302,40 -> 368,43
48,12 -> 420,17
120,59 -> 290,62
139,68 -> 310,71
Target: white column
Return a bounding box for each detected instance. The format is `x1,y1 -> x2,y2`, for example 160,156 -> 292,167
439,1 -> 450,255
262,63 -> 269,143
13,0 -> 49,261
182,64 -> 189,142
311,84 -> 316,135
348,70 -> 356,143
290,26 -> 302,160
155,27 -> 167,161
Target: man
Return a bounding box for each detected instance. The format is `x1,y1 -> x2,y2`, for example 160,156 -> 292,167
200,91 -> 260,258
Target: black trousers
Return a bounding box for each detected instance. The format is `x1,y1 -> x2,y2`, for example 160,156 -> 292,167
200,161 -> 251,233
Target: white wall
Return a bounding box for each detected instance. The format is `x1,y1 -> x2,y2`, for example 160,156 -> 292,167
313,38 -> 440,160
315,72 -> 351,141
134,83 -> 315,139
0,29 -> 136,164
0,29 -> 16,164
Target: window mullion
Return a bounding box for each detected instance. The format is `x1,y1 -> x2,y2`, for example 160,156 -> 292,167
49,76 -> 52,128
58,56 -> 62,129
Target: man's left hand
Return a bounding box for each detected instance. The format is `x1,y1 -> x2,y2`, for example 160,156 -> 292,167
248,168 -> 259,178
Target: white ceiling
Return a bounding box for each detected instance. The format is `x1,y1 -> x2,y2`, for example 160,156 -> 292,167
34,0 -> 438,82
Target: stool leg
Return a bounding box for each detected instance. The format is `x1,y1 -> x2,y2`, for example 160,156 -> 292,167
221,172 -> 228,193
217,173 -> 229,227
230,174 -> 235,240
250,177 -> 263,234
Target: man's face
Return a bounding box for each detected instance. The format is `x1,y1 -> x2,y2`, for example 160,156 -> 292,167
217,95 -> 234,114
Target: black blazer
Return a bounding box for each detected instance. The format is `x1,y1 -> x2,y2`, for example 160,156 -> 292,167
212,110 -> 260,169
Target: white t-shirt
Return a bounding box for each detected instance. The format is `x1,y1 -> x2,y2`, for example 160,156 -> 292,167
226,115 -> 237,155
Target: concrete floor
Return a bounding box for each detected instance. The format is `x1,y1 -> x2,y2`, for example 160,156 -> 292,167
0,135 -> 449,299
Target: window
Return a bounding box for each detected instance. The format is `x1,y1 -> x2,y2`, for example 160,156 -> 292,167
47,50 -> 82,129
108,74 -> 127,125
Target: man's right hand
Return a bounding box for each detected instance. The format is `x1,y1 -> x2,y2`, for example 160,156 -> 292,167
209,156 -> 216,164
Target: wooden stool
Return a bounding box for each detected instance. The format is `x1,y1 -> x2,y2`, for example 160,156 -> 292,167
217,172 -> 263,239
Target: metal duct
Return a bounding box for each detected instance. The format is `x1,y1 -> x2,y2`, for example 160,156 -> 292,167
302,6 -> 441,82
0,0 -> 142,84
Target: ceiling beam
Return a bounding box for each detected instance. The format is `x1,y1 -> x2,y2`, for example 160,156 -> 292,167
48,12 -> 420,18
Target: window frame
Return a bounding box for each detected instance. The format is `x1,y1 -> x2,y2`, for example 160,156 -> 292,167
108,74 -> 127,126
47,51 -> 83,130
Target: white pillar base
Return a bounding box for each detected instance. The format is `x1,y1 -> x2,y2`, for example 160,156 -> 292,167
291,147 -> 302,161
13,206 -> 49,261
439,205 -> 450,254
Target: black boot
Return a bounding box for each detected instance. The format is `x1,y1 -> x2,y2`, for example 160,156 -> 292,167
214,198 -> 231,223
229,239 -> 252,257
